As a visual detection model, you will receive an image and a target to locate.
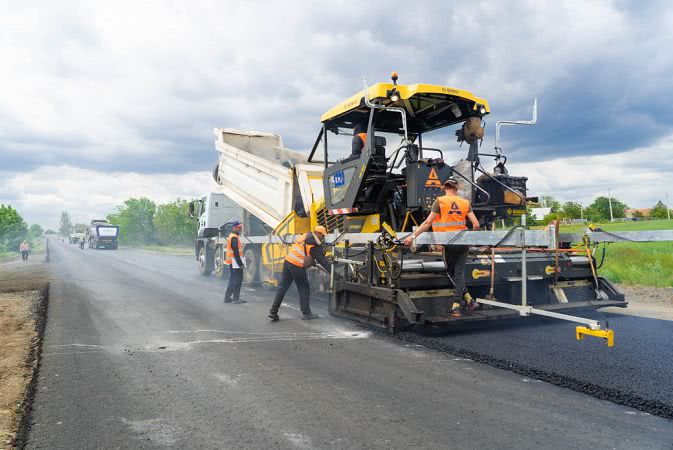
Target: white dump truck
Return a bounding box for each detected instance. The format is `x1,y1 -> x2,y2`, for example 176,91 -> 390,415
190,128 -> 329,285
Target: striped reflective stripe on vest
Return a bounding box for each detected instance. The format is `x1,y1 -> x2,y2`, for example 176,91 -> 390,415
432,195 -> 470,232
285,234 -> 313,268
432,221 -> 466,227
225,232 -> 243,265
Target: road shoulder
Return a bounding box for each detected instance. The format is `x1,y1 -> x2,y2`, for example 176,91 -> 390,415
605,284 -> 673,321
0,259 -> 49,448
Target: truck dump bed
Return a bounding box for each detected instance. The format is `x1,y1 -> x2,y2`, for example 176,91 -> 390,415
213,128 -> 324,229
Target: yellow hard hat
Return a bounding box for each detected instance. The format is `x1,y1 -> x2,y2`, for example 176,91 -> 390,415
314,225 -> 327,235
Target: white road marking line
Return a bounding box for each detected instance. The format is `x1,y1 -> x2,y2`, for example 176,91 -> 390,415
42,350 -> 106,357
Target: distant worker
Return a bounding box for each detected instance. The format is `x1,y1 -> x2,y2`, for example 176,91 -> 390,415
19,240 -> 30,262
223,221 -> 247,304
351,121 -> 368,157
403,177 -> 481,317
268,225 -> 331,321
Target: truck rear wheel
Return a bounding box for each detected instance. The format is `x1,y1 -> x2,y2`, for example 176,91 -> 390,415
198,247 -> 214,276
243,248 -> 259,283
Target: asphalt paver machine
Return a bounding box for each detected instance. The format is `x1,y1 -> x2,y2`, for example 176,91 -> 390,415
310,73 -> 658,343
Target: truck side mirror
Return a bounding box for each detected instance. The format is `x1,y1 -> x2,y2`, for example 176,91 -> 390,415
188,201 -> 195,218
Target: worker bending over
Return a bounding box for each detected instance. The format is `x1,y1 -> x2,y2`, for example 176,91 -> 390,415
224,221 -> 247,304
268,225 -> 331,321
404,177 -> 480,317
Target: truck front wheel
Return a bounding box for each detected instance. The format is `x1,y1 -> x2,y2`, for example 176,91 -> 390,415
214,246 -> 230,281
198,247 -> 214,276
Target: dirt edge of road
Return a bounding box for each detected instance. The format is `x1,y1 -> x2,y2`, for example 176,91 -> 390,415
11,286 -> 48,450
0,259 -> 49,449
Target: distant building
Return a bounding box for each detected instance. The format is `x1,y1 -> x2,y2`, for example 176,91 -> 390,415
625,208 -> 651,219
530,207 -> 552,221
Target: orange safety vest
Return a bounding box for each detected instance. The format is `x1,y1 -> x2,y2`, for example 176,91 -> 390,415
357,132 -> 367,146
225,232 -> 244,265
432,195 -> 470,231
285,233 -> 316,268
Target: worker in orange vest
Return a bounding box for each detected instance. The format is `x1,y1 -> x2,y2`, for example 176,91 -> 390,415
224,221 -> 247,304
404,177 -> 481,317
351,121 -> 368,157
268,225 -> 331,321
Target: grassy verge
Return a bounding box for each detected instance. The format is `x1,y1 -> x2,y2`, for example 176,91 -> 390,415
547,220 -> 673,287
0,252 -> 18,263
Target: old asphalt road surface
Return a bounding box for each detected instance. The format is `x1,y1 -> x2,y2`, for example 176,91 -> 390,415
27,239 -> 673,449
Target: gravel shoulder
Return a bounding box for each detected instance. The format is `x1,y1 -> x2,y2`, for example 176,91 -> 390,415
604,285 -> 673,321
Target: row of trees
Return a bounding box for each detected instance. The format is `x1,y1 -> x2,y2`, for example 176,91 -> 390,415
106,198 -> 197,246
531,195 -> 671,225
0,205 -> 44,252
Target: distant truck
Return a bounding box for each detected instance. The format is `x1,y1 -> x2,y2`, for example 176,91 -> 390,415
86,220 -> 119,249
69,225 -> 86,244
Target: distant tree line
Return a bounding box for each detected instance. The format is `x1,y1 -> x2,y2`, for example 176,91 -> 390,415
105,197 -> 197,246
0,204 -> 44,253
528,195 -> 672,225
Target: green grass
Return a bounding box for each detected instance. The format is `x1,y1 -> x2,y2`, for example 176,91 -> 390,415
548,220 -> 673,287
597,241 -> 673,287
551,219 -> 673,233
0,252 -> 18,263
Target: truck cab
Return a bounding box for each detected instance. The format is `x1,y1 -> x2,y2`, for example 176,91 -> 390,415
191,193 -> 240,238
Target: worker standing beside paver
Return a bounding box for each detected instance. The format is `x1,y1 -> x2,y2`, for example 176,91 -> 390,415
404,177 -> 481,317
223,221 -> 247,304
268,225 -> 331,321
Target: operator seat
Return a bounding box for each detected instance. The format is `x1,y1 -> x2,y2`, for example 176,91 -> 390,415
371,135 -> 387,172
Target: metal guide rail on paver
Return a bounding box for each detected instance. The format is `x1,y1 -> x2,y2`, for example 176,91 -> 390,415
242,229 -> 673,246
242,227 -> 672,347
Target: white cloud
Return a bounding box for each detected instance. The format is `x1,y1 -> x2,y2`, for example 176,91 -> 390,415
0,166 -> 216,229
1,1 -> 673,224
508,133 -> 673,208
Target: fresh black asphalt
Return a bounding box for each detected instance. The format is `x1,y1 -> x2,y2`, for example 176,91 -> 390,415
26,239 -> 673,449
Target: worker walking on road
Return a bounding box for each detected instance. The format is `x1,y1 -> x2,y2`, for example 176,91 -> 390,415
268,225 -> 331,321
404,177 -> 481,317
224,221 -> 247,304
19,240 -> 30,262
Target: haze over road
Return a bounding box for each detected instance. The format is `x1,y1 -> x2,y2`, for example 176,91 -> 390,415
28,240 -> 673,449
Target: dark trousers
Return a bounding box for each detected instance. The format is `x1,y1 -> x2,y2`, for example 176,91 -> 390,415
21,251 -> 29,261
224,266 -> 243,302
442,245 -> 469,305
270,261 -> 311,315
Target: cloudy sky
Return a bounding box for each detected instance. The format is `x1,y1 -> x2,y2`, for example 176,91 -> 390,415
1,0 -> 672,229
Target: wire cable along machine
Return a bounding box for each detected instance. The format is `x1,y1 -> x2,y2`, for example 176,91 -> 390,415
299,73 -> 673,346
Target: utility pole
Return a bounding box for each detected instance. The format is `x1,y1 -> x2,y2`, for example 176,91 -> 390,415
608,188 -> 614,222
580,202 -> 583,221
667,192 -> 671,220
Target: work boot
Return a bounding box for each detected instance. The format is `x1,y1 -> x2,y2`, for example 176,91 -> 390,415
464,292 -> 480,312
302,313 -> 319,320
232,299 -> 247,304
268,312 -> 279,321
223,298 -> 232,303
450,302 -> 462,318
